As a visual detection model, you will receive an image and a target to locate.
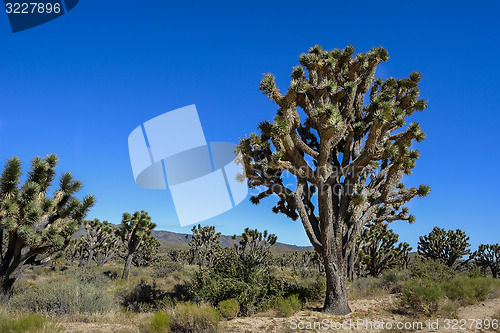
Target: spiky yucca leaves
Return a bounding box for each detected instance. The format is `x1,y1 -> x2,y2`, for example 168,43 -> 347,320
417,227 -> 471,267
118,210 -> 156,279
237,45 -> 430,314
472,244 -> 499,278
232,227 -> 277,268
186,224 -> 221,268
356,223 -> 411,277
0,154 -> 95,292
132,234 -> 160,267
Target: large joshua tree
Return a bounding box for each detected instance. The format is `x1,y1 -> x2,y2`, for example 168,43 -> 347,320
237,45 -> 430,314
0,154 -> 95,292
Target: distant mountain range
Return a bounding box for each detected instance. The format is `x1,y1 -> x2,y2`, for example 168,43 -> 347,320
151,230 -> 313,253
76,225 -> 312,254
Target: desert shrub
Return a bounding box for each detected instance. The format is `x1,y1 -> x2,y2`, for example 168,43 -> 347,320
399,274 -> 500,316
380,268 -> 409,285
218,298 -> 239,319
170,302 -> 220,333
409,259 -> 456,282
189,249 -> 283,315
5,277 -> 115,316
152,261 -> 183,278
191,270 -> 280,315
380,269 -> 409,293
441,276 -> 500,305
400,280 -> 443,315
349,276 -> 387,299
272,295 -> 302,317
120,279 -> 169,312
72,267 -> 110,284
278,271 -> 326,304
0,312 -> 64,333
150,311 -> 171,333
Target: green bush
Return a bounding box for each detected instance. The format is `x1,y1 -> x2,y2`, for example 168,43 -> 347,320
189,250 -> 283,315
400,280 -> 443,315
279,272 -> 326,304
218,298 -> 239,319
349,276 -> 388,298
152,261 -> 183,278
72,267 -> 109,284
5,277 -> 116,316
395,258 -> 500,316
441,276 -> 499,306
381,268 -> 409,284
170,302 -> 220,333
272,295 -> 302,317
150,311 -> 171,333
409,259 -> 456,282
0,313 -> 64,333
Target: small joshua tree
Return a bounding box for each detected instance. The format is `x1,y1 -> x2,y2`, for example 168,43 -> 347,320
237,45 -> 430,314
67,236 -> 87,266
95,229 -> 121,267
0,154 -> 95,292
418,226 -> 470,267
232,227 -> 277,268
82,219 -> 119,266
356,223 -> 412,277
186,224 -> 221,268
118,210 -> 156,279
132,234 -> 161,267
472,244 -> 499,278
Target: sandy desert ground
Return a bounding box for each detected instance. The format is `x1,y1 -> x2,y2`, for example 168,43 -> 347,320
59,295 -> 500,333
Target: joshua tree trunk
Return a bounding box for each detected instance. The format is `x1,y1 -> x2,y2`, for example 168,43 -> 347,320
347,245 -> 356,281
0,258 -> 26,294
0,273 -> 16,294
122,253 -> 133,279
87,247 -> 94,267
322,250 -> 351,315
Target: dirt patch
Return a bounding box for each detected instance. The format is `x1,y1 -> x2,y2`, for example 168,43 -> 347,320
220,296 -> 500,333
61,322 -> 139,333
58,296 -> 500,333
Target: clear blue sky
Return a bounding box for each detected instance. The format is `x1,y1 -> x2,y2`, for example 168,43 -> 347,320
0,1 -> 498,250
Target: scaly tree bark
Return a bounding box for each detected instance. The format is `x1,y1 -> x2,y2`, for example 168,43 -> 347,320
118,210 -> 156,279
237,45 -> 430,314
0,154 -> 95,292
